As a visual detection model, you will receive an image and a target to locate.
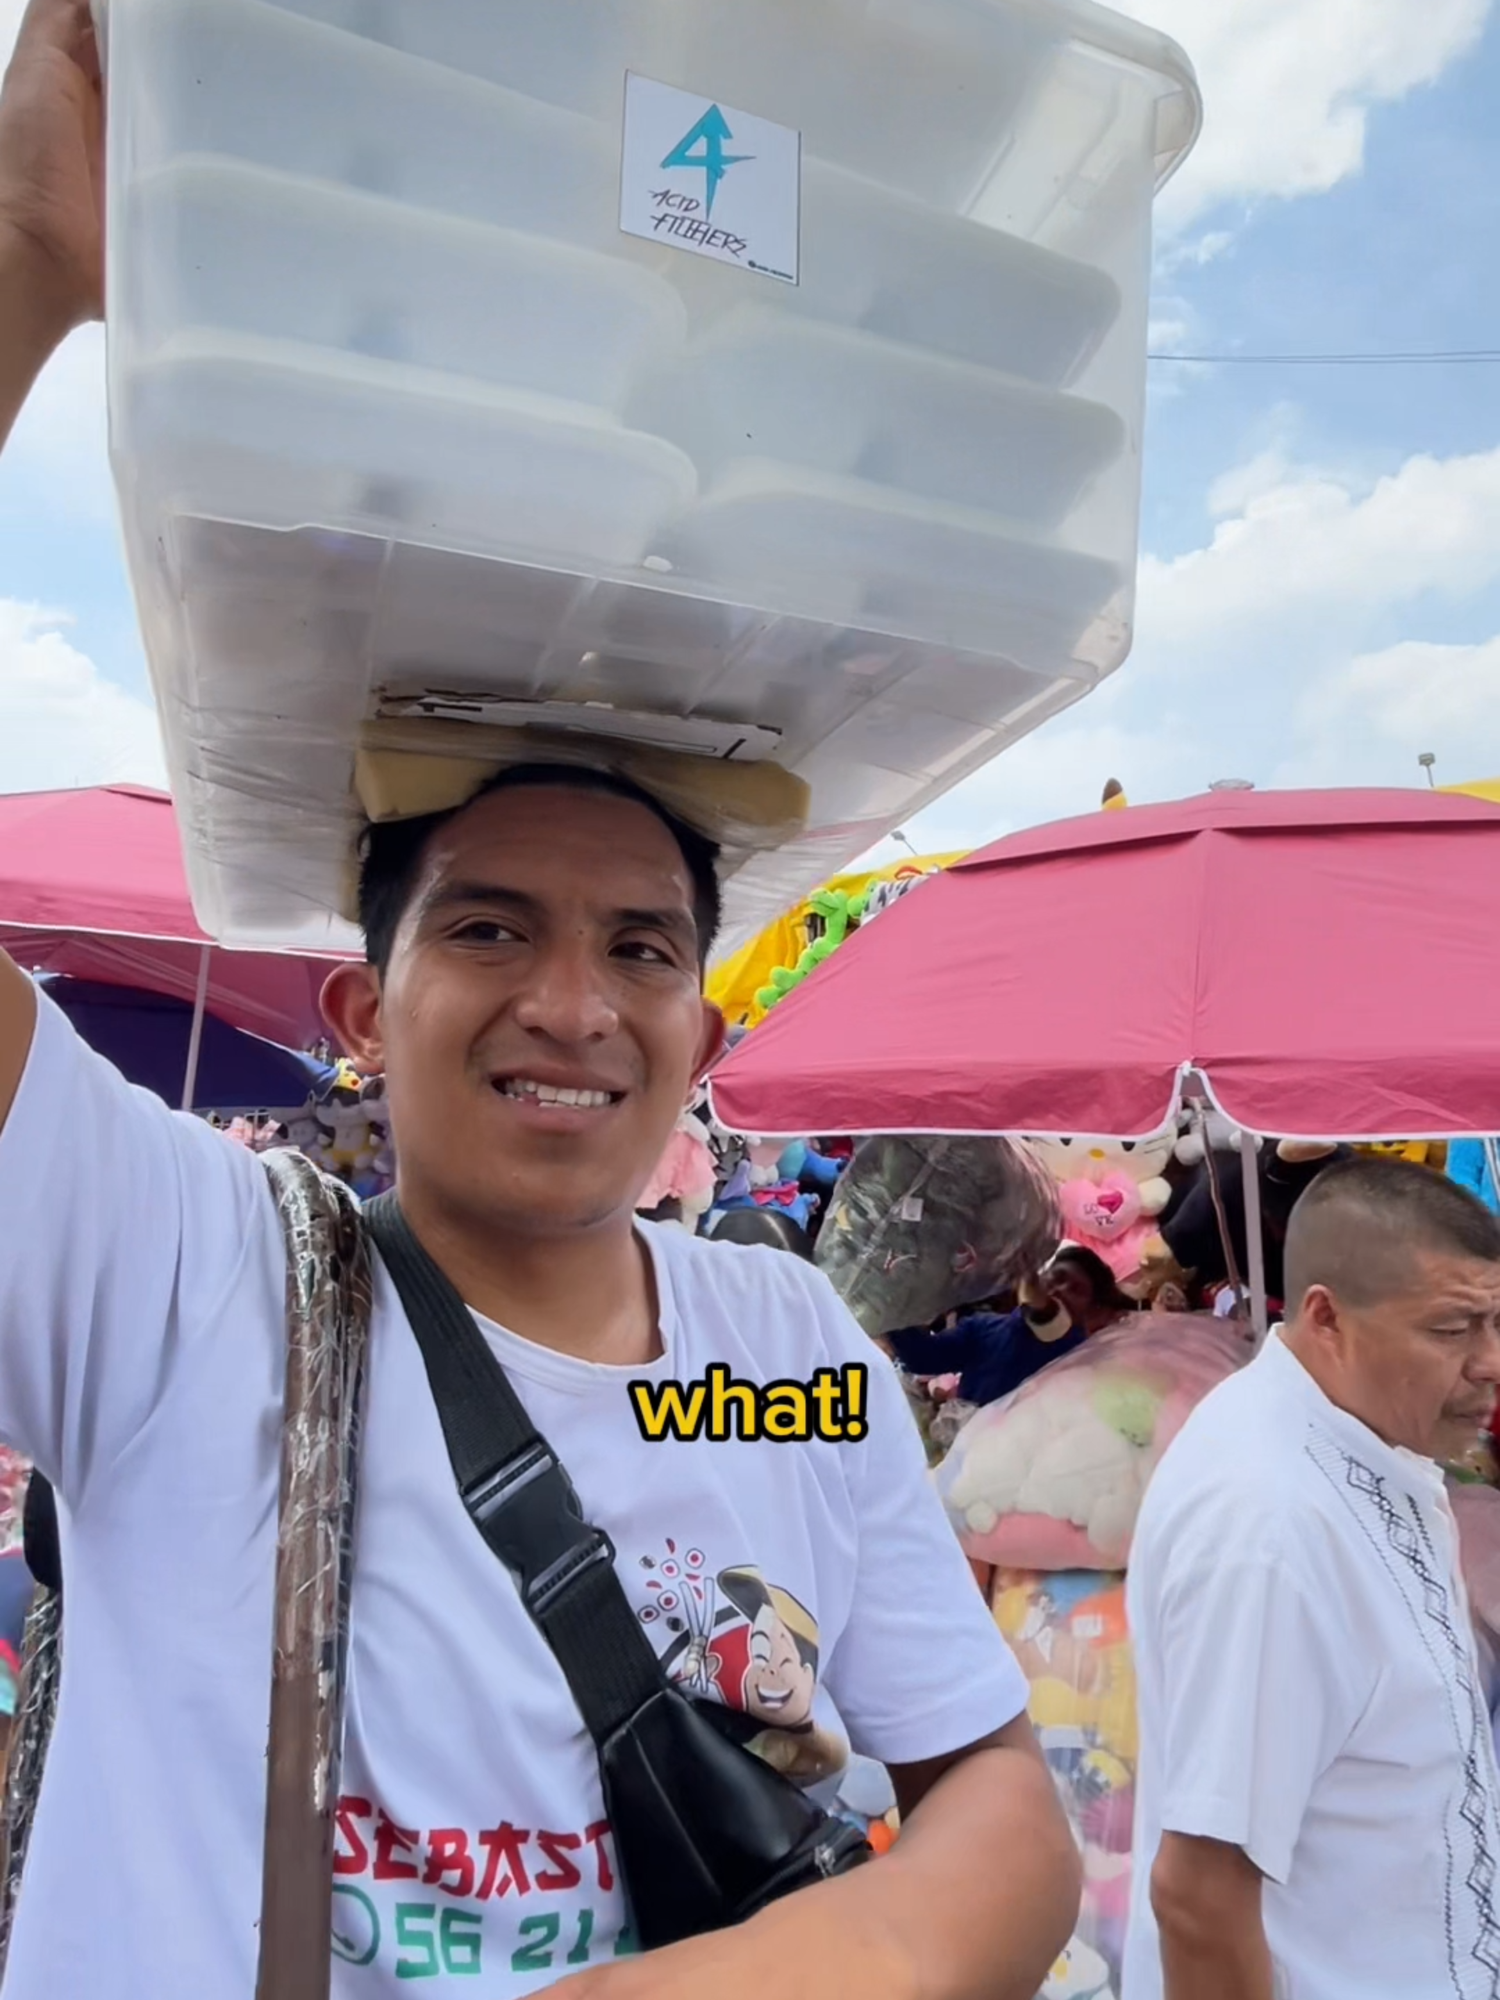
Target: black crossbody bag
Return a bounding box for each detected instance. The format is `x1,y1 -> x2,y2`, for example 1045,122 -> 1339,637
363,1197 -> 872,1952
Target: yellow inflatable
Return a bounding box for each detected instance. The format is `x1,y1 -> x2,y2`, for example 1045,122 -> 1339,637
708,852 -> 964,1030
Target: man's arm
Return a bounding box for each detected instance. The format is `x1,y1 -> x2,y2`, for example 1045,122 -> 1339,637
0,0 -> 103,1128
1151,1834 -> 1275,2000
0,956 -> 35,1135
564,1717 -> 1080,2000
882,1318 -> 984,1375
0,0 -> 103,451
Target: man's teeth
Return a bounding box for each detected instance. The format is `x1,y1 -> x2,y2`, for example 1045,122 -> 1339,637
500,1079 -> 613,1109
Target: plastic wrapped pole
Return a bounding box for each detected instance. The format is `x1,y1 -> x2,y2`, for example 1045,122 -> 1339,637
256,1150 -> 373,2000
1239,1127 -> 1268,1336
0,1588 -> 62,1977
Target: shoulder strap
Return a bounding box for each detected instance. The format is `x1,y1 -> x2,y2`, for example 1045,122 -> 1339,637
256,1149 -> 373,2000
362,1195 -> 663,1746
0,1151 -> 371,2000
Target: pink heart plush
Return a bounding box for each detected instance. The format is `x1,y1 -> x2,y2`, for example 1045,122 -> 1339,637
1061,1172 -> 1143,1243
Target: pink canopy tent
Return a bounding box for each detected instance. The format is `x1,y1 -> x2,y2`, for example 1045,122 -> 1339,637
711,786 -> 1500,1332
0,786 -> 351,1098
712,785 -> 1500,1141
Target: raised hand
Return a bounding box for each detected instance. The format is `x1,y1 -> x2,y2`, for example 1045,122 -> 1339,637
0,0 -> 105,332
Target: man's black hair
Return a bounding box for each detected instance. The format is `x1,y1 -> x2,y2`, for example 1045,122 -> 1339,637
358,763 -> 722,976
1283,1154 -> 1500,1311
1050,1242 -> 1133,1313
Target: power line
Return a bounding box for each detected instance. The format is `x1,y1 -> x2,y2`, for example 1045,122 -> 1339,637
1149,348 -> 1500,366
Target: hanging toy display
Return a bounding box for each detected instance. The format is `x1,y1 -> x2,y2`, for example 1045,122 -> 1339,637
936,1315 -> 1249,1574
992,1569 -> 1137,1994
1026,1135 -> 1176,1288
754,886 -> 868,1015
638,1108 -> 718,1232
352,1075 -> 396,1199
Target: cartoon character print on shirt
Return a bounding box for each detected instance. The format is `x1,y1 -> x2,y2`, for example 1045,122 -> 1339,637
634,1540 -> 848,1783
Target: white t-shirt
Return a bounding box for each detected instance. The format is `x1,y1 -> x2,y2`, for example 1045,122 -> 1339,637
0,996 -> 1026,1998
1124,1331 -> 1500,2000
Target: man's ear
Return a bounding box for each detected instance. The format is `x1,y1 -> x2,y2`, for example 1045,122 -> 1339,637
695,1000 -> 727,1084
321,963 -> 385,1071
1300,1282 -> 1344,1347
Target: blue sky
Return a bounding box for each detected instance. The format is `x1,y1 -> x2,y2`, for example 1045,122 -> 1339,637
3,0 -> 1500,853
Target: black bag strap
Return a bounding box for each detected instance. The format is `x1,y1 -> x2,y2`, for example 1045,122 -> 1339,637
362,1194 -> 665,1746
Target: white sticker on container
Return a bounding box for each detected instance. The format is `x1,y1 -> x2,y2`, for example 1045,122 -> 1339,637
620,73 -> 801,285
899,1195 -> 925,1223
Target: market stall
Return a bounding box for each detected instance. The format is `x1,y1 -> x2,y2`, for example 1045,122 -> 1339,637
0,785 -> 352,1105
707,850 -> 964,1030
712,784 -> 1500,1997
39,976 -> 334,1113
712,785 -> 1500,1327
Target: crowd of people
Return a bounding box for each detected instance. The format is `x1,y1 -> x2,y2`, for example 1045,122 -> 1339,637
5,5 -> 1500,2000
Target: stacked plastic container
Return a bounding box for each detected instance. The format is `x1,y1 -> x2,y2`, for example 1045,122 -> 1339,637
99,0 -> 1199,951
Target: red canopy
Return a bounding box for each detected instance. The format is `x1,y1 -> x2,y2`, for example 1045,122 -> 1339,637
0,786 -> 349,1049
711,787 -> 1500,1142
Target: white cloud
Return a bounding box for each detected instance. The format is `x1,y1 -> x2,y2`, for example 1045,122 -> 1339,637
1204,444 -> 1298,517
1310,635 -> 1500,742
0,599 -> 165,791
1155,230 -> 1235,275
0,324 -> 112,523
907,437 -> 1500,847
1141,444 -> 1500,651
1133,0 -> 1491,228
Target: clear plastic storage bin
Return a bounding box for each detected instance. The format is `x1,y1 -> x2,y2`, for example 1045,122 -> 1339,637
99,0 -> 1199,952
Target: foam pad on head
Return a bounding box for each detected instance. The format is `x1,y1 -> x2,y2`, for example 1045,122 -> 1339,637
344,717 -> 811,921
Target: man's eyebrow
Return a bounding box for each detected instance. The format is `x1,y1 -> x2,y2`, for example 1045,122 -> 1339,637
614,905 -> 699,945
414,880 -> 543,922
415,882 -> 696,944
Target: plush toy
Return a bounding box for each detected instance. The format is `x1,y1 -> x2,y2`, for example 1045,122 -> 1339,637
745,1138 -> 787,1191
1043,1938 -> 1115,2000
1027,1135 -> 1174,1285
359,1077 -> 395,1194
638,1111 -> 718,1231
937,1316 -> 1249,1572
1173,1105 -> 1254,1168
280,1101 -> 334,1162
753,887 -> 868,1014
313,1068 -> 380,1184
992,1570 -> 1136,1993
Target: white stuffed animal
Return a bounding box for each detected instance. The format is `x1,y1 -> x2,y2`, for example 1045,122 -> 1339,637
1042,1936 -> 1114,1999
282,1102 -> 334,1161
1174,1105 -> 1258,1167
944,1370 -> 1150,1568
934,1317 -> 1250,1573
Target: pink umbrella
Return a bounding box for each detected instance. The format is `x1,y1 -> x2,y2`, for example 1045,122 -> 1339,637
0,786 -> 351,1099
711,786 -> 1500,1143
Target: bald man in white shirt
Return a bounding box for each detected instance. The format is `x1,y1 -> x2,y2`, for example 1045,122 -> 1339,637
1126,1156 -> 1500,2000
